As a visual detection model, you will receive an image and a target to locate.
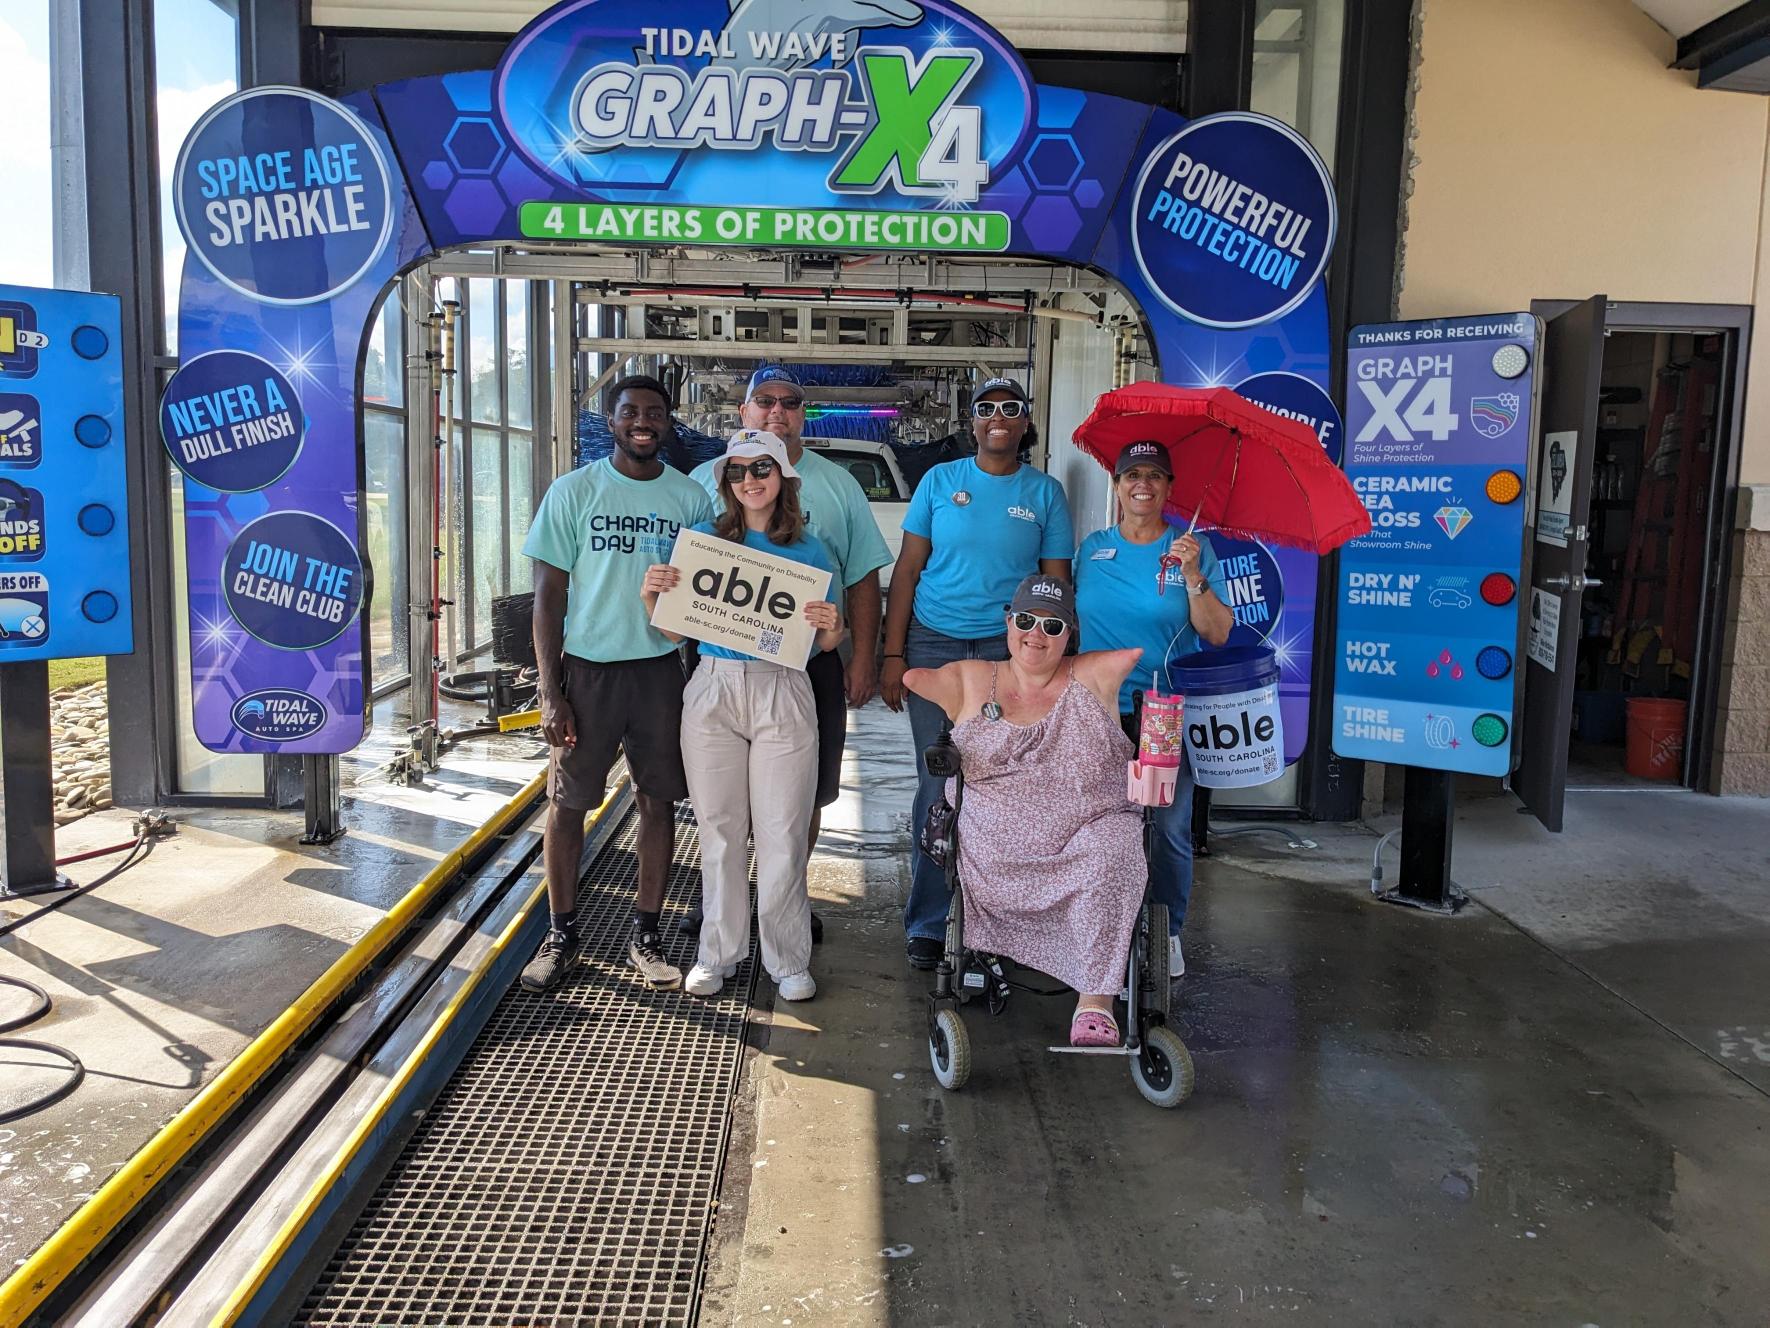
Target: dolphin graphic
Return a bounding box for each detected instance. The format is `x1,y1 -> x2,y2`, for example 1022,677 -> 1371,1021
713,0 -> 926,71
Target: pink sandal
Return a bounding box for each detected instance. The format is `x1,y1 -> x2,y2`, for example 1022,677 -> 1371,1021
1070,1007 -> 1120,1048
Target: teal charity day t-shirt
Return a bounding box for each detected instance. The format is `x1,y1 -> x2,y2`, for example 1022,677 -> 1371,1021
1074,525 -> 1224,713
690,447 -> 892,614
688,522 -> 835,662
905,457 -> 1076,638
521,458 -> 714,663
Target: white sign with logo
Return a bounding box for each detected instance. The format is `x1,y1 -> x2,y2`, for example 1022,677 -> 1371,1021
1536,429 -> 1578,548
1527,588 -> 1561,671
650,528 -> 832,670
1184,682 -> 1285,788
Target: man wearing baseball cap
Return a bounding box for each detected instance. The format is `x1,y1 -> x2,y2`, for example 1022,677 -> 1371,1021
685,365 -> 894,932
1072,437 -> 1232,979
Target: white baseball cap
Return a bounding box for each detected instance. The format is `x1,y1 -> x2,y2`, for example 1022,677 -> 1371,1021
721,428 -> 799,478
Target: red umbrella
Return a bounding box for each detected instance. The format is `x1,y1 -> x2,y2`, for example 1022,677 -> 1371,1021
1072,384 -> 1369,554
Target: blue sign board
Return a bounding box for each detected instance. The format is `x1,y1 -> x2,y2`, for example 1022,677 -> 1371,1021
1332,314 -> 1539,776
1130,113 -> 1335,330
0,283 -> 133,663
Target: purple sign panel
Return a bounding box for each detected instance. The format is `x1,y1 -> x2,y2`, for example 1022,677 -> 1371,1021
173,88 -> 431,753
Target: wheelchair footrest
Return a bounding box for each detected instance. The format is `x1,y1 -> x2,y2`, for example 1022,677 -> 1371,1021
1044,1044 -> 1137,1057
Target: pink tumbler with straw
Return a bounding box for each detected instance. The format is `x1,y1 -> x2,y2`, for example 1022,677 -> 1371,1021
1127,689 -> 1185,807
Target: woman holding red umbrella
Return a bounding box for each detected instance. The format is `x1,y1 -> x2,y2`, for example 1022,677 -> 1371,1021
1073,439 -> 1233,980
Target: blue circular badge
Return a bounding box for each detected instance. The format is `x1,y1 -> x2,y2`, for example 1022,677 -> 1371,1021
1234,371 -> 1346,467
1131,114 -> 1336,330
1201,536 -> 1286,650
224,510 -> 364,650
160,351 -> 305,492
174,87 -> 394,306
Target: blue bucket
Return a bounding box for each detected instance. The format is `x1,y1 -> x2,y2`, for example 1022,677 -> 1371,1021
1169,646 -> 1284,788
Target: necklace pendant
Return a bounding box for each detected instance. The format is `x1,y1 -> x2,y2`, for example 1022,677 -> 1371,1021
982,701 -> 1003,721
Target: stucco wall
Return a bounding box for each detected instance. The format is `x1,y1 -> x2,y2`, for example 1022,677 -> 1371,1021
1398,0 -> 1770,485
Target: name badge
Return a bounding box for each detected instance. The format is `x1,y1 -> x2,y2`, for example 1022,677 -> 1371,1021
1090,547 -> 1117,561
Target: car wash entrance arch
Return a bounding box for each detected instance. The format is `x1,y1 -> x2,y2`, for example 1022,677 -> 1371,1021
167,0 -> 1340,815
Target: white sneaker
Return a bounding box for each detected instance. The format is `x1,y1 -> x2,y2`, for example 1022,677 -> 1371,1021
685,963 -> 734,996
1169,933 -> 1185,979
775,971 -> 816,1001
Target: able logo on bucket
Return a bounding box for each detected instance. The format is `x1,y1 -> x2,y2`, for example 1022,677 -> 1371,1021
231,687 -> 327,741
494,0 -> 1034,204
1172,646 -> 1287,788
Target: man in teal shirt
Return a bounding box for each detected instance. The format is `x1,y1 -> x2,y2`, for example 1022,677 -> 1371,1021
687,367 -> 892,887
519,375 -> 714,994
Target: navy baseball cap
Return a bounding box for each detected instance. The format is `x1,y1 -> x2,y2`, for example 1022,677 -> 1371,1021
1114,440 -> 1175,476
746,365 -> 804,399
1006,573 -> 1076,630
975,376 -> 1031,404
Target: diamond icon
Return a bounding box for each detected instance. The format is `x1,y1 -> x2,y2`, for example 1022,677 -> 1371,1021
1435,505 -> 1472,539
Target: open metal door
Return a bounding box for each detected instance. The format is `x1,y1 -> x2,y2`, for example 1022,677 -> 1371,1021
1516,295 -> 1606,831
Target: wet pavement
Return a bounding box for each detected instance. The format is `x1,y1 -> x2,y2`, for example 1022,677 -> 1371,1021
707,706 -> 1770,1327
0,699 -> 545,1270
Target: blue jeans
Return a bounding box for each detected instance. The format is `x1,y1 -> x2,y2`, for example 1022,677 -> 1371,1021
903,621 -> 1010,942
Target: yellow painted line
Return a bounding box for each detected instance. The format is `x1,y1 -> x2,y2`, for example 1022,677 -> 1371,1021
210,781 -> 625,1326
497,708 -> 541,732
0,769 -> 551,1328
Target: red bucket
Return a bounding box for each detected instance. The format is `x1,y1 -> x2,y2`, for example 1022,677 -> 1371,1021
1624,697 -> 1686,780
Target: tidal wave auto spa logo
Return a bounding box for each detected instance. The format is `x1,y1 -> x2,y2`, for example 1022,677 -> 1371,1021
496,0 -> 1034,205
232,688 -> 327,741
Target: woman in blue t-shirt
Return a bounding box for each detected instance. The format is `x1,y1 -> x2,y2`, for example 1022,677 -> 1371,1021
878,377 -> 1075,970
641,431 -> 843,1004
1072,440 -> 1234,981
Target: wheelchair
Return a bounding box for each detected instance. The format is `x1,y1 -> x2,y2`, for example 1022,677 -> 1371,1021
920,725 -> 1197,1109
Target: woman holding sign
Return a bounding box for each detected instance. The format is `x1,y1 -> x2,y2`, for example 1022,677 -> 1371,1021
641,430 -> 843,1002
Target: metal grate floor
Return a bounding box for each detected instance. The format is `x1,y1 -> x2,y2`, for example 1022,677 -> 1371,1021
296,806 -> 751,1327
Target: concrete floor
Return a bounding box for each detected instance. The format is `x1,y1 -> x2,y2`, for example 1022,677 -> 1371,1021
704,706 -> 1770,1327
0,693 -> 545,1269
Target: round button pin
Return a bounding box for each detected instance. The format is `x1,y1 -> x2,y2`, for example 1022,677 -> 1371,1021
75,415 -> 112,448
81,590 -> 119,623
71,325 -> 110,360
78,503 -> 116,537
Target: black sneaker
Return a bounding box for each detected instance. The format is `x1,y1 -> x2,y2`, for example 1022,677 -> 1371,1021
678,904 -> 703,936
521,928 -> 579,991
628,926 -> 683,990
906,936 -> 943,970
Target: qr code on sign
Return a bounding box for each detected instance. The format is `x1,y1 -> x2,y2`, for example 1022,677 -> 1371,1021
757,626 -> 784,657
1262,750 -> 1279,775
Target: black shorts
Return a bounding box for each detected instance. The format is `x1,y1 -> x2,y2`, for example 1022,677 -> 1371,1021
807,648 -> 846,809
549,652 -> 690,809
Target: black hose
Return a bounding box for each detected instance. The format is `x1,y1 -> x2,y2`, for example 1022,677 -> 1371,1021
0,977 -> 85,1123
0,823 -> 163,1121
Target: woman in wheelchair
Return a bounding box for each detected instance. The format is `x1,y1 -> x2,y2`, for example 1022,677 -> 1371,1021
904,574 -> 1147,1047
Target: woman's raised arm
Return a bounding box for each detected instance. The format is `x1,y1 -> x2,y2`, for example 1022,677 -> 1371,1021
903,659 -> 968,723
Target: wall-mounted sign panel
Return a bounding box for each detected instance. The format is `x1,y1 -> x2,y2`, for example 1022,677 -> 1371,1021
1332,313 -> 1540,776
0,283 -> 133,663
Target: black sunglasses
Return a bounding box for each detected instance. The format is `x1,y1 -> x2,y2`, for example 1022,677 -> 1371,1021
973,400 -> 1027,419
750,393 -> 804,411
723,458 -> 778,482
1011,611 -> 1069,636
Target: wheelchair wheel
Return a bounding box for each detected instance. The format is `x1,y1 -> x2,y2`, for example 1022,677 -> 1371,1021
929,1007 -> 972,1091
1142,902 -> 1171,1022
1130,1023 -> 1194,1109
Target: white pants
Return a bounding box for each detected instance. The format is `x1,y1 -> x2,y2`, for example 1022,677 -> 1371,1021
680,658 -> 817,980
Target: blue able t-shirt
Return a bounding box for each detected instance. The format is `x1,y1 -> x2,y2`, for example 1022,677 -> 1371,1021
903,458 -> 1075,639
690,522 -> 835,662
1073,525 -> 1224,713
690,448 -> 892,614
521,458 -> 714,663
